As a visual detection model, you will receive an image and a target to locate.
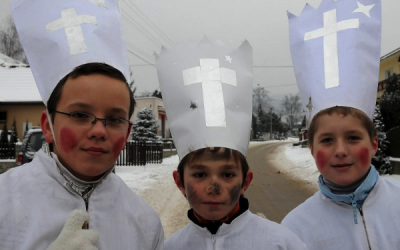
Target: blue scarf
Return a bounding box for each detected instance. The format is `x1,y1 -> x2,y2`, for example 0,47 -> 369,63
319,165 -> 379,224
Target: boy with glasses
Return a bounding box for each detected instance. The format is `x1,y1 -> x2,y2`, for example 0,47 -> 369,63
0,1 -> 163,249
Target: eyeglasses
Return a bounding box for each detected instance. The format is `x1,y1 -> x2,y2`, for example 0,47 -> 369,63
53,110 -> 132,132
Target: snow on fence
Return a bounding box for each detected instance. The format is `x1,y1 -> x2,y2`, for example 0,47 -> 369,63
0,142 -> 16,160
117,141 -> 163,166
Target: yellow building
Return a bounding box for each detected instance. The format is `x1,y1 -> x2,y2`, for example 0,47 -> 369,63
377,47 -> 400,101
0,54 -> 45,141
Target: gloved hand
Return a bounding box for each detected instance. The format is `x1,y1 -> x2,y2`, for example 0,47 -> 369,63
47,210 -> 99,250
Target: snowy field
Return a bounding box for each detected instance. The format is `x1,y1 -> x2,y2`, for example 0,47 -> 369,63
115,140 -> 400,238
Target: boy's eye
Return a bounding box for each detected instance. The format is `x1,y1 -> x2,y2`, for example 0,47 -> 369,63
192,172 -> 206,178
222,172 -> 236,178
70,112 -> 91,120
320,138 -> 333,143
107,117 -> 124,125
348,136 -> 361,141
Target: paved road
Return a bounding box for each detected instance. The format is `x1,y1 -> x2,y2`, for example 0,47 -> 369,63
246,141 -> 317,223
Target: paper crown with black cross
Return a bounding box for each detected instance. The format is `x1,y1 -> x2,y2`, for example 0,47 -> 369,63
156,38 -> 253,159
12,0 -> 130,106
288,0 -> 381,121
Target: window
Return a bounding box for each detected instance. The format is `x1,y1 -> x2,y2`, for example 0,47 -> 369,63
0,112 -> 6,124
385,68 -> 394,79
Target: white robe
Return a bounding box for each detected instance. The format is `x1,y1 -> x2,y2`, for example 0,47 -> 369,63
0,150 -> 164,250
282,177 -> 400,250
164,210 -> 308,250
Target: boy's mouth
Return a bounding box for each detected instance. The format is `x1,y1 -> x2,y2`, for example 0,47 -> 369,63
83,147 -> 108,156
331,163 -> 353,169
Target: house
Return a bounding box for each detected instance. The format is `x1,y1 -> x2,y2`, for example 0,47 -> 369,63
131,97 -> 169,138
0,53 -> 169,140
377,47 -> 400,101
0,53 -> 44,141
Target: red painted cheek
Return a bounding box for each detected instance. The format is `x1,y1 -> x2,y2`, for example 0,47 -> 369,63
316,151 -> 328,170
358,147 -> 370,167
60,128 -> 78,153
113,137 -> 126,158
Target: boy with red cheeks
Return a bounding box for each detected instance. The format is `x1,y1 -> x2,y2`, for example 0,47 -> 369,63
0,0 -> 164,249
282,106 -> 400,249
285,0 -> 400,248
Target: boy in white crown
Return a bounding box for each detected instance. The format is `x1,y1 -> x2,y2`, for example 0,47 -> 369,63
0,0 -> 163,249
282,0 -> 400,249
156,38 -> 308,249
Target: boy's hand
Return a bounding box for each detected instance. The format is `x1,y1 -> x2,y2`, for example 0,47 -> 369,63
47,210 -> 99,250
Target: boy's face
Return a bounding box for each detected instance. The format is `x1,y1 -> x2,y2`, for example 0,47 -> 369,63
173,149 -> 253,221
41,74 -> 131,181
310,113 -> 378,186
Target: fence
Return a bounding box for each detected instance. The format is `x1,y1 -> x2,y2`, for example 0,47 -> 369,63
116,141 -> 163,166
0,142 -> 16,160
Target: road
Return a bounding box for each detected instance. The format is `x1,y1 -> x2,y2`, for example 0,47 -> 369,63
246,141 -> 317,223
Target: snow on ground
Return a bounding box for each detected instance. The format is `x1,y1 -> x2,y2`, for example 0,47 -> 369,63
115,155 -> 189,239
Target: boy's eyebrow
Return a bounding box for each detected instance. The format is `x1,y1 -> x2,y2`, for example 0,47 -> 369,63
188,164 -> 207,170
67,103 -> 127,116
188,164 -> 239,170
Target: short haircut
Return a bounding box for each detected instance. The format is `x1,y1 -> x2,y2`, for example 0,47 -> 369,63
308,106 -> 377,147
177,147 -> 250,187
47,62 -> 135,119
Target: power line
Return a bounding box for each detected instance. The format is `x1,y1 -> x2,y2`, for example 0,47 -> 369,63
121,9 -> 165,48
123,0 -> 175,47
263,83 -> 298,88
127,49 -> 156,68
126,41 -> 155,62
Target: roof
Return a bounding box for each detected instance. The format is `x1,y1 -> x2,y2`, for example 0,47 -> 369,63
381,47 -> 400,61
0,66 -> 42,103
0,53 -> 27,68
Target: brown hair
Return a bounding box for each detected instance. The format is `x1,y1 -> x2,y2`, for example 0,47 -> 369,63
47,62 -> 135,120
308,106 -> 377,147
177,147 -> 249,187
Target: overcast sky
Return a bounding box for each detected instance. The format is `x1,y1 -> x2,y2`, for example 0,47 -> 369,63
1,0 -> 400,109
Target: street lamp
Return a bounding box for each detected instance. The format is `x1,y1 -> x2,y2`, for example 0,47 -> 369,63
270,107 -> 273,140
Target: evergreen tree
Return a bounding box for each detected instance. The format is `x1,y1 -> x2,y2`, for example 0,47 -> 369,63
380,74 -> 400,132
372,104 -> 392,174
10,117 -> 18,143
1,123 -> 9,143
132,108 -> 160,142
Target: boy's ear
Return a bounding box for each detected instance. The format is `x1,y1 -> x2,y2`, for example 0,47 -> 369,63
172,171 -> 186,197
125,124 -> 132,140
40,110 -> 54,143
240,171 -> 253,195
371,136 -> 378,156
309,144 -> 314,156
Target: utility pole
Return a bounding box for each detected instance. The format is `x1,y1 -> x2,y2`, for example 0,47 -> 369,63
270,107 -> 273,140
306,96 -> 314,128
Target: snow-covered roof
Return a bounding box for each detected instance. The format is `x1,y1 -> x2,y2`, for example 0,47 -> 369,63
0,53 -> 27,68
0,66 -> 42,103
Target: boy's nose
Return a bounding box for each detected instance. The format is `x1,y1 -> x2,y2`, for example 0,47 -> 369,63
87,119 -> 108,140
334,140 -> 348,158
206,182 -> 221,195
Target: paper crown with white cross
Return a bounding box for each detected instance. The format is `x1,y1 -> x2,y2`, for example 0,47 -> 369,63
12,0 -> 130,105
288,0 -> 381,120
156,38 -> 253,159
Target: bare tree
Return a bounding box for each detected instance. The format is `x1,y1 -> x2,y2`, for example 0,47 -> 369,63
253,84 -> 270,113
0,16 -> 27,64
281,94 -> 301,129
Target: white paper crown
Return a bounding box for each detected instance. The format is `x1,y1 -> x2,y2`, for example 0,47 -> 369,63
288,0 -> 381,120
12,0 -> 130,105
156,38 -> 253,159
